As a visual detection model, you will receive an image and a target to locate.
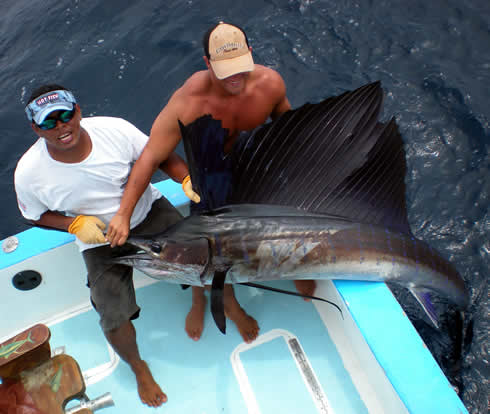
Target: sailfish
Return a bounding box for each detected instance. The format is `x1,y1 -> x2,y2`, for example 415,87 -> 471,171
112,81 -> 469,333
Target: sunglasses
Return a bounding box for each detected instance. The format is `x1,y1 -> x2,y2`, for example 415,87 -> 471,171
36,108 -> 76,130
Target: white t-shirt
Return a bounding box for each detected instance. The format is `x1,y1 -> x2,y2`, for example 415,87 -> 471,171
14,116 -> 161,251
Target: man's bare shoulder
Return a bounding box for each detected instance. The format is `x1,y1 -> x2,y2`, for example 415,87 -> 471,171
159,70 -> 211,125
250,65 -> 287,95
249,64 -> 287,103
173,70 -> 211,99
252,64 -> 285,84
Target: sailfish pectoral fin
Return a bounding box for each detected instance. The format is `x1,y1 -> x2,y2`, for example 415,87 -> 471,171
211,270 -> 228,334
410,287 -> 439,328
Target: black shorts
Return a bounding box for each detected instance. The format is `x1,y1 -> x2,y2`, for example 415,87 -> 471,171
82,197 -> 182,332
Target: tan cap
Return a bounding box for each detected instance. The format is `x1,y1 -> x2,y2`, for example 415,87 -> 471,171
208,23 -> 254,80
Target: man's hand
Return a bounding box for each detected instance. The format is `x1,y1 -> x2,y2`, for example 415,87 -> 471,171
68,215 -> 107,244
106,213 -> 131,247
182,175 -> 201,203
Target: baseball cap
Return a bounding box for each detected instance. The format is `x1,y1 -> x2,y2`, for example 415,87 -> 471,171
208,22 -> 254,80
25,90 -> 77,124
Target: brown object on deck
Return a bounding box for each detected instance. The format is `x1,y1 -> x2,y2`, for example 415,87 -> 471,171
21,354 -> 87,414
0,324 -> 94,414
0,378 -> 44,414
0,324 -> 51,380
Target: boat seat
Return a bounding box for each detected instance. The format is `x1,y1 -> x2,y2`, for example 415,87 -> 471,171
0,324 -> 93,414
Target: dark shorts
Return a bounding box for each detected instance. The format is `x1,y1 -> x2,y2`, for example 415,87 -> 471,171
82,197 -> 182,332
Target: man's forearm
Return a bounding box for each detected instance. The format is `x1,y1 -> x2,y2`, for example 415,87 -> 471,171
32,211 -> 74,231
159,152 -> 189,183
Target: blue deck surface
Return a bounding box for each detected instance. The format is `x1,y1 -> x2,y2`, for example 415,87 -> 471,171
1,179 -> 468,413
52,280 -> 367,414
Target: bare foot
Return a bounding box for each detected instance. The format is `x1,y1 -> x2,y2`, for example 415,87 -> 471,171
132,360 -> 167,407
185,287 -> 206,341
222,285 -> 259,343
226,307 -> 260,343
294,280 -> 317,301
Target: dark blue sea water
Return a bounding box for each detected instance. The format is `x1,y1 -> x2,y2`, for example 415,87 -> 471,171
0,1 -> 488,412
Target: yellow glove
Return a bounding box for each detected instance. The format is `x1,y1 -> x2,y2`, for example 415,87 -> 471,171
182,175 -> 201,203
68,215 -> 107,244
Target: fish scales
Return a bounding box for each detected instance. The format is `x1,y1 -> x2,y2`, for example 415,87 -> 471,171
198,214 -> 465,305
119,205 -> 467,310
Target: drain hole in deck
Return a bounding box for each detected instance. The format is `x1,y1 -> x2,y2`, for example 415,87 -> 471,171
12,270 -> 42,291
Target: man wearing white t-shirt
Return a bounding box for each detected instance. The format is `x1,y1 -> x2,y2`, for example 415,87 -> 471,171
14,85 -> 184,408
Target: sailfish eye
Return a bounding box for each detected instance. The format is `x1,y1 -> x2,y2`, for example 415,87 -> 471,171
150,242 -> 162,254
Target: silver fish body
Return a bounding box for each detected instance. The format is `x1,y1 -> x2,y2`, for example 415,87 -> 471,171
119,204 -> 468,309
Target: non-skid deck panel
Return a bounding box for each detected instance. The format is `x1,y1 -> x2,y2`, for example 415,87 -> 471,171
53,280 -> 367,414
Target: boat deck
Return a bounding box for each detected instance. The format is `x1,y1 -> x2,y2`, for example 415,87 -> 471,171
0,180 -> 468,413
48,279 -> 372,413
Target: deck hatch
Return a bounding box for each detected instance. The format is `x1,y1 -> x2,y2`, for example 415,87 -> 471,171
12,270 -> 42,291
231,329 -> 333,413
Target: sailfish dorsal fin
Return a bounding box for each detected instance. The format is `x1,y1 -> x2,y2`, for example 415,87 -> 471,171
179,81 -> 411,235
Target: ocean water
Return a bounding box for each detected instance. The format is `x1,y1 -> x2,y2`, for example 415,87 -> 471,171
0,0 -> 488,412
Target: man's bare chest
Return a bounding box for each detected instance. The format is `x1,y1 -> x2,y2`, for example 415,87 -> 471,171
201,100 -> 271,134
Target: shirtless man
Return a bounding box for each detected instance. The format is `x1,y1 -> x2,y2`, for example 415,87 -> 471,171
106,22 -> 316,342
